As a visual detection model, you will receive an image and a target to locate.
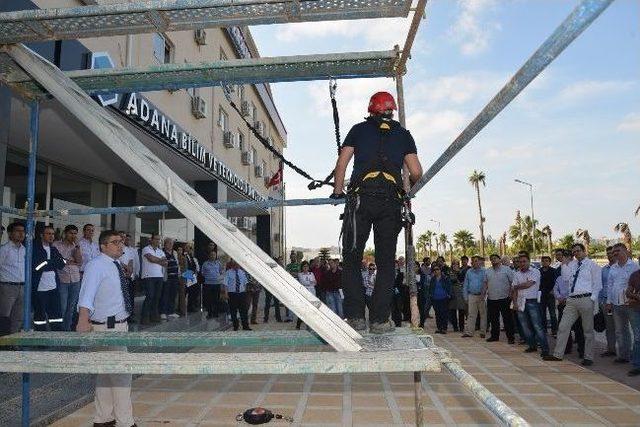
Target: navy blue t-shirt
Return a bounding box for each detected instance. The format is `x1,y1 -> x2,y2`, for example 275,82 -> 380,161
343,118 -> 417,184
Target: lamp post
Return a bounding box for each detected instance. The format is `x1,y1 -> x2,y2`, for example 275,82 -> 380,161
429,219 -> 441,255
514,179 -> 536,260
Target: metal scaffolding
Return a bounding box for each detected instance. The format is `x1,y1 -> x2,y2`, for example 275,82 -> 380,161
0,0 -> 412,44
0,0 -> 616,426
1,49 -> 399,98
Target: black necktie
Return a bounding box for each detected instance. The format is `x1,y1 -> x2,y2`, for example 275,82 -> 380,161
570,260 -> 583,294
114,261 -> 134,314
235,269 -> 241,293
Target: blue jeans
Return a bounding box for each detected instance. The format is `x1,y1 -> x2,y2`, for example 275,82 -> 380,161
517,300 -> 549,353
629,309 -> 640,369
58,281 -> 80,331
161,278 -> 179,315
325,291 -> 343,318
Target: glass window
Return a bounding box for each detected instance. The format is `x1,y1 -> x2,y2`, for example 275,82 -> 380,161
218,107 -> 229,131
153,33 -> 173,64
238,131 -> 245,151
251,147 -> 257,165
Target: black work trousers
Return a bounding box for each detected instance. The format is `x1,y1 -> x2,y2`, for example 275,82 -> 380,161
228,291 -> 249,330
342,194 -> 403,324
487,298 -> 514,341
263,289 -> 282,322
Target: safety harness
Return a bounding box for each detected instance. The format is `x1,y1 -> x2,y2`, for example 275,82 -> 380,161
340,117 -> 414,252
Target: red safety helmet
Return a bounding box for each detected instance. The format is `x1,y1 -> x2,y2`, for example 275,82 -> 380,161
368,91 -> 397,115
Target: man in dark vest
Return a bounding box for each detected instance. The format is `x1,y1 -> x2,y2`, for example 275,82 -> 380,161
332,91 -> 423,334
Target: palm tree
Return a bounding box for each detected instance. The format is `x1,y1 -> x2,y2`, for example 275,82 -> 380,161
508,211 -> 542,254
614,223 -> 632,250
558,234 -> 575,249
635,204 -> 640,217
469,170 -> 487,257
425,230 -> 435,257
576,228 -> 591,255
499,232 -> 507,256
541,225 -> 553,255
453,230 -> 475,256
416,232 -> 430,259
439,233 -> 448,256
448,243 -> 454,264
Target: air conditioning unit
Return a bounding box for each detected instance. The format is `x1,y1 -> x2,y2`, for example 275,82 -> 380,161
254,164 -> 264,178
191,96 -> 207,119
255,121 -> 265,137
240,101 -> 251,117
223,130 -> 234,148
241,151 -> 253,165
194,29 -> 207,45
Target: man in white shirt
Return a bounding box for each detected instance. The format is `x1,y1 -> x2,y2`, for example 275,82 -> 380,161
485,254 -> 515,343
0,222 -> 26,335
140,233 -> 167,324
79,224 -> 100,275
512,253 -> 549,357
77,230 -> 136,427
605,243 -> 640,363
547,243 -> 602,365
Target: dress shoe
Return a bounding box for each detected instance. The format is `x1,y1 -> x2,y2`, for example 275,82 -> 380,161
614,358 -> 629,364
581,359 -> 593,366
600,350 -> 616,357
480,334 -> 486,339
461,333 -> 473,338
486,337 -> 499,342
627,368 -> 640,377
543,355 -> 562,361
93,421 -> 116,427
524,347 -> 537,353
508,338 -> 515,344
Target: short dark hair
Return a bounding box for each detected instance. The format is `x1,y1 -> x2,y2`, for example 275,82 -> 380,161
83,223 -> 94,231
563,249 -> 572,257
489,254 -> 500,260
606,246 -> 614,251
98,230 -> 120,247
7,221 -> 25,233
64,224 -> 78,233
541,256 -> 551,262
41,225 -> 55,233
553,248 -> 564,254
300,260 -> 309,268
519,253 -> 530,261
461,255 -> 469,260
612,242 -> 626,250
571,243 -> 585,251
150,232 -> 160,240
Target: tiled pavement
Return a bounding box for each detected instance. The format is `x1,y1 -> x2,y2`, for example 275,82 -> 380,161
50,321 -> 640,426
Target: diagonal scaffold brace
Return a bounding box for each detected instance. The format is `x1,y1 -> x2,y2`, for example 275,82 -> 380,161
3,42 -> 362,352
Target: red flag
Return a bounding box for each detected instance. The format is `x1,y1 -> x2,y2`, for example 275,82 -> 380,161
267,166 -> 283,189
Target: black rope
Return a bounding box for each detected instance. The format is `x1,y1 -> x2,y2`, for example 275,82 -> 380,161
307,79 -> 342,190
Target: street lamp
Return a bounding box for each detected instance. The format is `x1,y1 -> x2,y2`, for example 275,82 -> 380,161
514,179 -> 536,259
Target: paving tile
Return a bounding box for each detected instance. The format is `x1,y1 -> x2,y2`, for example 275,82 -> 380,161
50,416 -> 90,427
508,383 -> 550,394
493,394 -> 528,408
524,393 -> 573,408
305,393 -> 344,407
511,408 -> 553,424
269,382 -> 305,393
132,402 -> 159,417
401,408 -> 445,425
447,408 -> 497,424
155,403 -> 203,420
438,394 -> 484,408
548,382 -> 598,394
543,408 -> 605,424
301,407 -> 343,423
607,393 -> 640,405
393,394 -> 434,409
427,383 -> 467,394
260,392 -> 300,407
351,408 -> 395,424
481,383 -> 512,394
203,405 -> 247,420
591,407 -> 640,424
228,380 -> 270,392
214,392 -> 260,406
351,393 -> 388,408
568,393 -> 621,407
133,390 -> 174,403
310,382 -> 343,393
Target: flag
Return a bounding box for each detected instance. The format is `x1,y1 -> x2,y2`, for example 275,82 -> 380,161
267,165 -> 283,189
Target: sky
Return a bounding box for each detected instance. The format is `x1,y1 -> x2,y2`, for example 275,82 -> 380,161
249,0 -> 640,252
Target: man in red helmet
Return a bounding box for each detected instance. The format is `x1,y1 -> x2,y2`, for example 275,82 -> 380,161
331,91 -> 423,334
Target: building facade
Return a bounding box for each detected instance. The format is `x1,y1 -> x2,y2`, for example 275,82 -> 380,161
0,0 -> 287,259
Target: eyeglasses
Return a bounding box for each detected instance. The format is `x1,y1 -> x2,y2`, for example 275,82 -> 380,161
107,239 -> 124,246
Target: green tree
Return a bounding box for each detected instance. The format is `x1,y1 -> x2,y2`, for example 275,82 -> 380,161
576,228 -> 591,255
416,233 -> 429,259
469,170 -> 487,257
541,225 -> 553,256
557,234 -> 575,250
363,247 -> 375,263
438,233 -> 448,257
453,230 -> 475,256
614,223 -> 632,250
318,247 -> 331,261
508,211 -> 543,254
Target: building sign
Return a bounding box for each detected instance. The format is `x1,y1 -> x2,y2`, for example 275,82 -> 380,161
118,93 -> 265,203
90,52 -> 118,107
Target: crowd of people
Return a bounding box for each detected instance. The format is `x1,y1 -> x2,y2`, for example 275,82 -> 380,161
398,243 -> 640,377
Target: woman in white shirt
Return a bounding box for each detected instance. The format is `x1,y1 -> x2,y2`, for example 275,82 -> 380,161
296,261 -> 317,329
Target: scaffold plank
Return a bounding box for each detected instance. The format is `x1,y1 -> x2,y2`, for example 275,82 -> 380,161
6,43 -> 362,352
0,50 -> 399,98
0,0 -> 412,44
0,349 -> 440,375
0,330 -> 327,348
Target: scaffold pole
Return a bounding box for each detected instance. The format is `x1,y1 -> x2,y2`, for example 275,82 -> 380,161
408,0 -> 614,197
